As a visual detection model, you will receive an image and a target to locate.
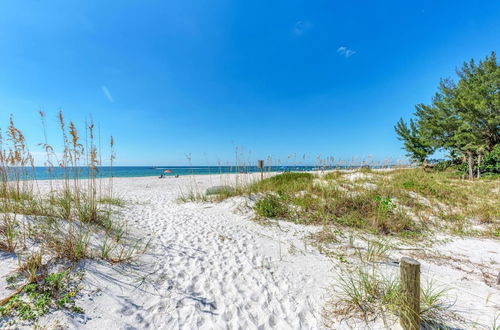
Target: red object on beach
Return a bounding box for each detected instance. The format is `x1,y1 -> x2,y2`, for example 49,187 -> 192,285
164,169 -> 172,173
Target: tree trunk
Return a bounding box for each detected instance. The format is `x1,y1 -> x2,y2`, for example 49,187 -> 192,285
477,153 -> 482,178
422,159 -> 427,170
467,152 -> 474,180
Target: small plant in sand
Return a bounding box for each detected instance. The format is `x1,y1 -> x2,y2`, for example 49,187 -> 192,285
254,193 -> 289,218
323,265 -> 453,328
0,270 -> 84,321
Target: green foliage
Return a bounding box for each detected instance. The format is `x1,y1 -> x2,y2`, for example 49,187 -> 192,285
375,196 -> 397,213
0,271 -> 83,323
395,119 -> 434,164
43,271 -> 67,292
6,274 -> 20,289
254,193 -> 289,218
480,144 -> 500,174
396,52 -> 500,175
433,145 -> 500,176
432,160 -> 453,172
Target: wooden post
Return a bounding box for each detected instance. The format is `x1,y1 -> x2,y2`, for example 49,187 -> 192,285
400,257 -> 420,330
258,160 -> 264,180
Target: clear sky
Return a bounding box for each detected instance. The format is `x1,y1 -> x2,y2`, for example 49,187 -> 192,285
0,0 -> 499,166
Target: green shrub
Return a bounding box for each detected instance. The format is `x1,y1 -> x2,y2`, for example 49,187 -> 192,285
480,144 -> 500,174
254,193 -> 289,218
432,160 -> 454,172
0,270 -> 83,322
433,145 -> 500,176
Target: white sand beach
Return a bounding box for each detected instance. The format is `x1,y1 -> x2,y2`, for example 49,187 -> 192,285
1,173 -> 499,329
2,2 -> 500,328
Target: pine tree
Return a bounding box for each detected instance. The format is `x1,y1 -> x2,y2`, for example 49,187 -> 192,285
396,52 -> 500,179
394,118 -> 434,165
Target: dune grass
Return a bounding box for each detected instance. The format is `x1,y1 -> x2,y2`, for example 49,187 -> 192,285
323,265 -> 453,328
198,168 -> 499,238
0,112 -> 147,325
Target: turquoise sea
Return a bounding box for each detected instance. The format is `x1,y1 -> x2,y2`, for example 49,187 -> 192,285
7,165 -> 397,181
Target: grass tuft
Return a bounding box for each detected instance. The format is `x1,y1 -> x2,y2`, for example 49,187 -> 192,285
323,265 -> 453,328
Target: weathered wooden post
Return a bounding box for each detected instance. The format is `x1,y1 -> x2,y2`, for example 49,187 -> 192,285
400,257 -> 420,330
258,160 -> 264,180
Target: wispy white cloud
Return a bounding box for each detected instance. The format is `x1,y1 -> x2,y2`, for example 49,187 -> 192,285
337,46 -> 356,58
293,20 -> 311,36
101,85 -> 114,102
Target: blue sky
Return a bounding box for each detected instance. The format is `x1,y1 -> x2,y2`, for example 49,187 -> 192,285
0,0 -> 499,165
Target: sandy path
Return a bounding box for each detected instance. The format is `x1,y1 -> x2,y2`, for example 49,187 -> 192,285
70,174 -> 331,329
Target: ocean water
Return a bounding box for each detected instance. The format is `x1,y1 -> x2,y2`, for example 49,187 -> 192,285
6,165 -> 396,181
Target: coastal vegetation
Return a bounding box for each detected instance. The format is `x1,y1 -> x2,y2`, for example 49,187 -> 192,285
395,52 -> 500,179
322,265 -> 451,328
0,112 -> 147,326
205,169 -> 499,238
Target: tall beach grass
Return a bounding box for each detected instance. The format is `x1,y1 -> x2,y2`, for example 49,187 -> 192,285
0,112 -> 147,323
